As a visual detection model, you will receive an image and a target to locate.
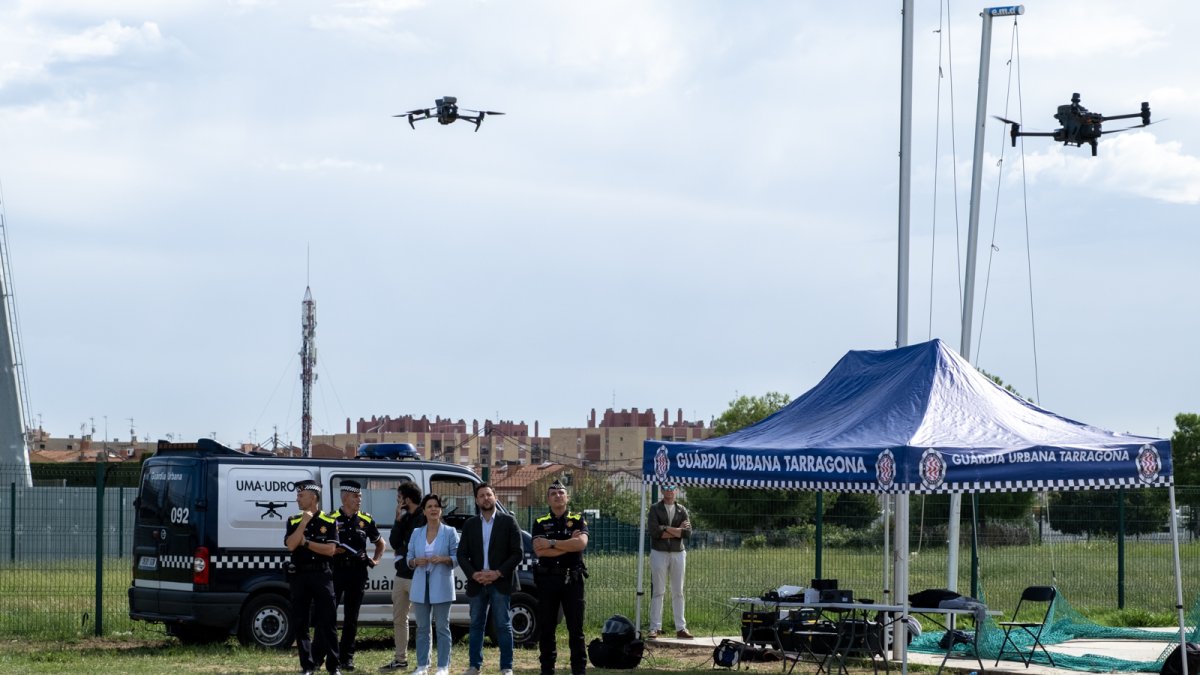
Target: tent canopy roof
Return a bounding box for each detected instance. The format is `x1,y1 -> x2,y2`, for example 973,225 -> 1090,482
644,339 -> 1169,493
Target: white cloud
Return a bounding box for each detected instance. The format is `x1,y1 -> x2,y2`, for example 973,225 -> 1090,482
1012,132 -> 1200,204
50,20 -> 166,62
274,157 -> 384,173
1018,8 -> 1166,59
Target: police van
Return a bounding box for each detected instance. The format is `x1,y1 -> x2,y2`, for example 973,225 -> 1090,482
128,439 -> 540,648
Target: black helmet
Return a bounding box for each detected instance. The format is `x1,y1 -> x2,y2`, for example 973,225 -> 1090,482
601,614 -> 636,644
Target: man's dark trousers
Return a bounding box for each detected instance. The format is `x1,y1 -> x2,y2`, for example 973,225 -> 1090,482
291,568 -> 339,673
536,572 -> 586,675
333,565 -> 368,664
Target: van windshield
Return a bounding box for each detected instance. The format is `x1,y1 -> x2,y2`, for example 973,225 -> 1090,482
431,475 -> 477,525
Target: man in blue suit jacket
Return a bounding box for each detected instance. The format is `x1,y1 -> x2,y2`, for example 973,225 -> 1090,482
457,483 -> 523,675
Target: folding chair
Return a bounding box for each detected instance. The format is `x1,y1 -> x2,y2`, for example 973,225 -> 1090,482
994,586 -> 1056,667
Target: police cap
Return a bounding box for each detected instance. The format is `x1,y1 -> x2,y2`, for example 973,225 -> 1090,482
296,479 -> 321,494
339,480 -> 362,494
547,480 -> 567,493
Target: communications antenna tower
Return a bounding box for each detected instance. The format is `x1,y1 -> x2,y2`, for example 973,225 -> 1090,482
0,179 -> 31,485
300,287 -> 316,457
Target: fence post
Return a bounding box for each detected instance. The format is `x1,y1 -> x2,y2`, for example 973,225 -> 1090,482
1117,488 -> 1126,609
118,486 -> 125,559
814,492 -> 823,579
9,482 -> 14,563
95,461 -> 106,636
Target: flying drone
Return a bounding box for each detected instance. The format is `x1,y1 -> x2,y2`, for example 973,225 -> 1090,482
993,93 -> 1152,156
396,96 -> 504,132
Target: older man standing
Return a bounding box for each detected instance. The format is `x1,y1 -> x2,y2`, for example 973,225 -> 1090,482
646,483 -> 692,639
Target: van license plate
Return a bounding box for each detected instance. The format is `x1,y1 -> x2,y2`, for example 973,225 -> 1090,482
138,556 -> 158,570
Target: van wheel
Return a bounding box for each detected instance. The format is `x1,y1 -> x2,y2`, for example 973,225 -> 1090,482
508,592 -> 538,647
237,593 -> 293,649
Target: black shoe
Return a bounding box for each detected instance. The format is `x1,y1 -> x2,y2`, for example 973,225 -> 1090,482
342,659 -> 356,672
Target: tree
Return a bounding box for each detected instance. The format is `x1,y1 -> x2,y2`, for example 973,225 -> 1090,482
533,470 -> 642,525
1048,488 -> 1169,538
1169,413 -> 1200,533
688,392 -> 826,532
711,391 -> 792,436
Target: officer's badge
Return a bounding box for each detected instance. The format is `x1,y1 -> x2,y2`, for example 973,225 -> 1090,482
567,520 -> 575,527
320,526 -> 327,534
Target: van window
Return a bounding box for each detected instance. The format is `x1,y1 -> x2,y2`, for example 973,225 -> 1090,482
332,475 -> 416,520
138,463 -> 196,525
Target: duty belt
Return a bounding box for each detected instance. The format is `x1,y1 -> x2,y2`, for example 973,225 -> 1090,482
535,566 -> 571,576
295,562 -> 331,573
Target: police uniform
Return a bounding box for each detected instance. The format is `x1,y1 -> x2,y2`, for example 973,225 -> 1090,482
330,481 -> 382,670
285,481 -> 341,675
532,502 -> 589,675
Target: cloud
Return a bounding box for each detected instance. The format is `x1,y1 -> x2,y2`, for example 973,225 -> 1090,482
1016,132 -> 1200,204
50,19 -> 166,62
1018,8 -> 1167,59
308,0 -> 427,45
274,157 -> 384,173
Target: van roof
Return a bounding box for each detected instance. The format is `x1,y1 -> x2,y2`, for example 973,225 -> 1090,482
150,439 -> 481,479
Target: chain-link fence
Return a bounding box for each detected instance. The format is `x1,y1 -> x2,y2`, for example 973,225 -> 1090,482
2,462 -> 1197,641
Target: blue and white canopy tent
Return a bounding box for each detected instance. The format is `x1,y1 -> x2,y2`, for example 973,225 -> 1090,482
636,339 -> 1185,667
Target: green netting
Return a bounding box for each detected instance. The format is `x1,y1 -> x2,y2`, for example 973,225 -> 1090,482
909,588 -> 1194,672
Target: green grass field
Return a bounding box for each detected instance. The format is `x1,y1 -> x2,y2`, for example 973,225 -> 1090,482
1,539 -> 1191,641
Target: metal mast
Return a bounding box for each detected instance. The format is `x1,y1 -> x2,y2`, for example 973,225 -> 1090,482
300,286 -> 316,457
0,182 -> 31,485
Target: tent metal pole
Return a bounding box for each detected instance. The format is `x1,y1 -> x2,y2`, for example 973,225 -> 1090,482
1169,485 -> 1188,675
883,494 -> 891,605
894,493 -> 911,672
634,481 -> 649,636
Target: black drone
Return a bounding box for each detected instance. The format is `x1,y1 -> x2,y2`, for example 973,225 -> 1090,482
993,93 -> 1151,156
396,96 -> 504,132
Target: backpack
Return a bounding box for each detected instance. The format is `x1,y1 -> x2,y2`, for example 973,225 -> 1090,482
587,615 -> 644,670
1161,642 -> 1200,675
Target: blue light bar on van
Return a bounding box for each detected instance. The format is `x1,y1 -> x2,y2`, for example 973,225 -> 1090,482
357,443 -> 420,459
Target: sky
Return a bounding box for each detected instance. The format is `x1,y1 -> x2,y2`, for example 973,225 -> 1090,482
0,0 -> 1196,449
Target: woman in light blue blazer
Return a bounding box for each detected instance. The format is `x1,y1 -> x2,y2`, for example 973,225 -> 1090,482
407,493 -> 460,675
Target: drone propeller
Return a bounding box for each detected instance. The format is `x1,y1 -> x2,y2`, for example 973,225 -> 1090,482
394,108 -> 433,130
1099,119 -> 1163,136
460,108 -> 505,116
992,115 -> 1019,126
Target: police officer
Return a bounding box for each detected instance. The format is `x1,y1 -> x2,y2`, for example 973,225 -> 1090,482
531,480 -> 590,675
285,479 -> 342,675
331,480 -> 385,672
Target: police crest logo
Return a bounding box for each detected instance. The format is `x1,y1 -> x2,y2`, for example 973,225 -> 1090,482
919,448 -> 947,490
654,446 -> 670,483
1136,444 -> 1162,484
875,449 -> 897,489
